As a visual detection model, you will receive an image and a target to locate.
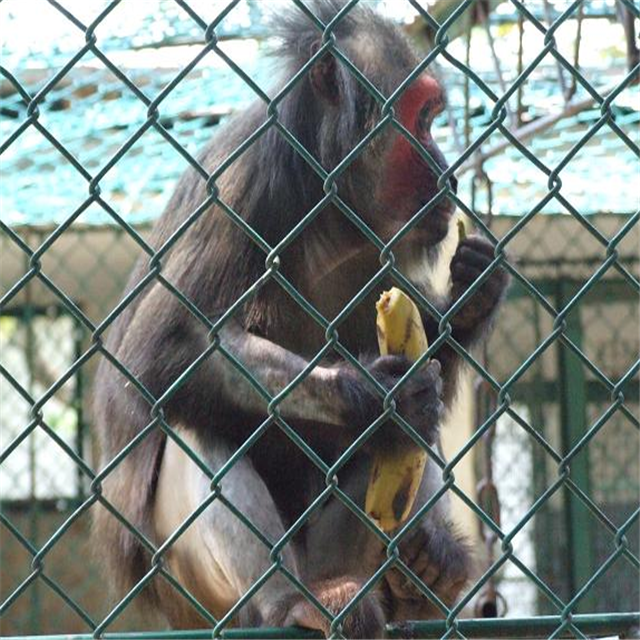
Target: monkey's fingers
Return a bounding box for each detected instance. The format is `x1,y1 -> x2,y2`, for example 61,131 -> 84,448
397,359 -> 441,394
451,242 -> 494,277
369,354 -> 416,383
450,238 -> 508,298
386,525 -> 471,605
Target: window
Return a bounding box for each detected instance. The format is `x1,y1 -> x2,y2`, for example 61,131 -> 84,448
0,308 -> 86,502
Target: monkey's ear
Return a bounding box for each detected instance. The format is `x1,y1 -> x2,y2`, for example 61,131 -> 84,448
309,41 -> 341,105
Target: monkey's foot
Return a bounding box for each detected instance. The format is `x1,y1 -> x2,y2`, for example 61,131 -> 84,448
284,579 -> 384,639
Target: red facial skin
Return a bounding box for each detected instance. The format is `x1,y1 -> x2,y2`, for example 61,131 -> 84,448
381,76 -> 450,230
396,76 -> 443,144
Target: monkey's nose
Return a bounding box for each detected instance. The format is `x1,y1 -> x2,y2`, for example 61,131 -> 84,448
449,174 -> 458,195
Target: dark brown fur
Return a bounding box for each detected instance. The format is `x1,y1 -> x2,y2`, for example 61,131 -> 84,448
93,1 -> 508,636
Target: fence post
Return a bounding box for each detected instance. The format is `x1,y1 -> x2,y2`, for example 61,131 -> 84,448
557,280 -> 595,614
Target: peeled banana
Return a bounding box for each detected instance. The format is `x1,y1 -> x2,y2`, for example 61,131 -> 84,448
364,287 -> 430,532
457,218 -> 467,241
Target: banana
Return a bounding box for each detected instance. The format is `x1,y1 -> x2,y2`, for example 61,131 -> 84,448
457,218 -> 467,241
375,288 -> 429,361
365,287 -> 430,532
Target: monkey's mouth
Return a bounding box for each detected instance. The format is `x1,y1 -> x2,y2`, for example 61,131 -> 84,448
380,193 -> 456,243
383,202 -> 454,246
402,197 -> 456,242
425,198 -> 455,215
416,197 -> 456,224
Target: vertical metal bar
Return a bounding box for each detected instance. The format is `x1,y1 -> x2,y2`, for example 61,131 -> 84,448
530,294 -> 552,614
477,1 -> 515,129
23,248 -> 40,634
464,15 -> 472,150
616,0 -> 640,74
567,3 -> 585,100
74,315 -> 85,502
516,13 -> 524,126
542,0 -> 569,102
557,280 -> 595,614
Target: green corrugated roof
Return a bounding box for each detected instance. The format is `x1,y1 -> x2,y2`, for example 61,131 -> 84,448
1,0 -> 638,227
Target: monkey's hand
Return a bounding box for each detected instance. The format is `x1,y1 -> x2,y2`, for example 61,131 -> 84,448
355,356 -> 444,448
384,520 -> 471,618
449,235 -> 509,336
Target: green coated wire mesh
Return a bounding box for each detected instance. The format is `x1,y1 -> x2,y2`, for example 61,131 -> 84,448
1,0 -> 639,638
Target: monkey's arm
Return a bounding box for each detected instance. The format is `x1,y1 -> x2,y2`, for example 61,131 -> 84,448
119,302 -> 349,431
213,322 -> 353,427
417,235 -> 509,404
114,286 -> 440,448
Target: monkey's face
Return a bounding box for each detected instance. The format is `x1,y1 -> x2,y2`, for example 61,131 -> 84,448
365,75 -> 457,247
307,34 -> 455,250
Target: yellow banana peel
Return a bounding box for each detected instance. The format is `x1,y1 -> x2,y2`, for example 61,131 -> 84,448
365,288 -> 429,532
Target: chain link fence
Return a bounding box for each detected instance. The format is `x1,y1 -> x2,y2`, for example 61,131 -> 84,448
1,0 -> 639,638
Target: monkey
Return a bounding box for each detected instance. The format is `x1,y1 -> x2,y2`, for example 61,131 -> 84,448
92,1 -> 509,637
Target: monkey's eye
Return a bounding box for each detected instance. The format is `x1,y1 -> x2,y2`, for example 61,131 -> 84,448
417,104 -> 432,136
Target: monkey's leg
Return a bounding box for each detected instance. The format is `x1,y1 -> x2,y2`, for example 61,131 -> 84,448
303,454 -> 468,626
381,461 -> 471,621
153,429 -> 303,629
297,455 -> 386,638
